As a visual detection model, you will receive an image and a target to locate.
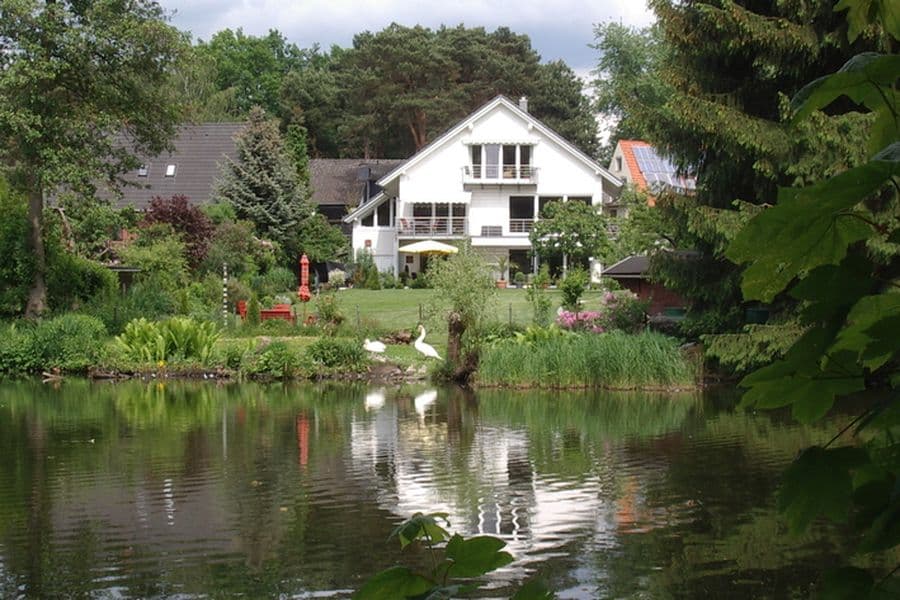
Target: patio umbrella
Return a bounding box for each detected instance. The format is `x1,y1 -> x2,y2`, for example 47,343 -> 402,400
398,240 -> 459,254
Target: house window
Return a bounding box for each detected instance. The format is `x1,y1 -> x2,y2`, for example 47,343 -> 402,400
165,164 -> 176,177
616,156 -> 623,172
502,145 -> 517,178
376,201 -> 391,227
539,196 -> 561,217
484,144 -> 500,179
471,145 -> 482,178
137,165 -> 148,177
520,146 -> 532,177
361,213 -> 374,227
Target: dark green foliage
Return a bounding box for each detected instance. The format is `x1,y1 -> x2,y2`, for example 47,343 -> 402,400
0,315 -> 107,374
600,291 -> 650,334
0,0 -> 187,316
316,292 -> 344,326
195,28 -> 307,116
702,323 -> 806,375
246,341 -> 300,378
560,267 -> 589,311
200,219 -> 277,279
252,266 -> 297,298
307,338 -> 367,371
214,106 -> 311,256
246,295 -> 261,326
725,6 -> 899,594
296,213 -> 346,263
46,251 -> 117,311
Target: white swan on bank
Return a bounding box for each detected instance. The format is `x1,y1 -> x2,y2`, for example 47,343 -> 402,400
414,325 -> 441,360
363,338 -> 386,353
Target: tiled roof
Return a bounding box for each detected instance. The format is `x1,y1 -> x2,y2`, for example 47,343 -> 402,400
310,159 -> 406,207
97,123 -> 245,210
618,140 -> 651,192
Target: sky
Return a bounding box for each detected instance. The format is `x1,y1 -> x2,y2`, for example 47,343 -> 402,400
158,0 -> 655,80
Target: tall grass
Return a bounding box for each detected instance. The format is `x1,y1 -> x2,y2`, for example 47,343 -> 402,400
476,331 -> 697,389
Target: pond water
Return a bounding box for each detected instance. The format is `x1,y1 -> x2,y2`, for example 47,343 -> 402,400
0,380 -> 858,598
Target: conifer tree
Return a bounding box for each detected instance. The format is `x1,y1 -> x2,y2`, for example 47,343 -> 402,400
215,107 -> 311,256
633,0 -> 876,335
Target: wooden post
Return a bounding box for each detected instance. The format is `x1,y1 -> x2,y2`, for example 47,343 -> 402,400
222,262 -> 228,327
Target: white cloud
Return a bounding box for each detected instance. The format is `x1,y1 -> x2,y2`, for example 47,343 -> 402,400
161,0 -> 654,71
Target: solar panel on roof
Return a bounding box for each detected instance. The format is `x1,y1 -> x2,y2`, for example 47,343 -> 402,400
632,145 -> 696,192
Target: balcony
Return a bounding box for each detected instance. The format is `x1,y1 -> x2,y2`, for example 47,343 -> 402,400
397,217 -> 467,237
509,219 -> 536,234
463,164 -> 538,185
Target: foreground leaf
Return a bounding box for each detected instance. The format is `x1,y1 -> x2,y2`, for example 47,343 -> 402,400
790,53 -> 900,121
390,512 -> 451,548
512,579 -> 556,599
353,566 -> 433,600
727,148 -> 897,302
445,534 -> 514,578
778,446 -> 869,533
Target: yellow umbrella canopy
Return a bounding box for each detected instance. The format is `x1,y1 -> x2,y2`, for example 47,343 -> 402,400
398,240 -> 459,254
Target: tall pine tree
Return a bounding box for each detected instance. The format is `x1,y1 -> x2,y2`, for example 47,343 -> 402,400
214,107 -> 311,258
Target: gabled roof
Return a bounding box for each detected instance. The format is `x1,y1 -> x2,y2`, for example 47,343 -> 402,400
310,158 -> 405,207
96,123 -> 245,209
375,95 -> 621,188
343,191 -> 386,222
602,255 -> 649,278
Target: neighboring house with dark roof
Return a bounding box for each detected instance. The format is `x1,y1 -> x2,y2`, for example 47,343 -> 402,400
601,254 -> 685,316
93,123 -> 245,210
607,140 -> 696,214
309,159 -> 405,233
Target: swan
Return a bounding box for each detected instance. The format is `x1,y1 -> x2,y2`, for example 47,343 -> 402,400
414,325 -> 441,360
365,389 -> 385,411
413,389 -> 438,417
363,338 -> 386,353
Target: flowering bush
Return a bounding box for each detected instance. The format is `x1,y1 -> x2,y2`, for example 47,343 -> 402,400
556,310 -> 605,333
601,291 -> 649,333
555,291 -> 648,334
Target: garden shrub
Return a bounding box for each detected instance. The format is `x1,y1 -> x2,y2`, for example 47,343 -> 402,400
600,291 -> 649,333
252,266 -> 297,297
527,265 -> 552,327
117,224 -> 189,295
307,337 -> 367,370
46,252 -> 118,311
246,295 -> 261,326
316,292 -> 344,327
328,269 -> 346,287
0,315 -> 107,373
379,270 -> 398,289
560,267 -> 589,311
142,195 -> 214,268
245,341 -> 300,378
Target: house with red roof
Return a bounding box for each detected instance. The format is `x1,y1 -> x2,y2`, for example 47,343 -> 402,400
607,140 -> 696,212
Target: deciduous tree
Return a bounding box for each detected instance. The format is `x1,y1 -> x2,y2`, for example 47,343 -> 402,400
0,0 -> 186,317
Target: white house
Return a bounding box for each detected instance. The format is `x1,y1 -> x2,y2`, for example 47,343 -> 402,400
343,95 -> 621,279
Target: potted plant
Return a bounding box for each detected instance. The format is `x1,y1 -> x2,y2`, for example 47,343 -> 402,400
514,271 -> 526,288
495,255 -> 509,288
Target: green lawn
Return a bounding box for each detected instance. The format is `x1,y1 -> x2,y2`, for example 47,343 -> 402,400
319,287 -> 606,330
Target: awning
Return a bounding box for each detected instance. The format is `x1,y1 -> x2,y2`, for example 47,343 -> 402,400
398,240 -> 459,255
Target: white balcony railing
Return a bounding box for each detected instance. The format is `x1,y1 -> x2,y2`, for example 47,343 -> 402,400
396,217 -> 467,237
509,219 -> 536,234
464,164 -> 538,183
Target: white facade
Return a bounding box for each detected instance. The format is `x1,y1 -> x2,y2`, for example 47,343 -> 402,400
345,96 -> 621,279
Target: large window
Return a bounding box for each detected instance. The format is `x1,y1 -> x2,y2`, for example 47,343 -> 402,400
469,144 -> 533,179
376,200 -> 391,226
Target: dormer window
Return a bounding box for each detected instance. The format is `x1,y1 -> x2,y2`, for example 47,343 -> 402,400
616,156 -> 623,172
165,164 -> 177,177
467,143 -> 534,180
137,165 -> 148,177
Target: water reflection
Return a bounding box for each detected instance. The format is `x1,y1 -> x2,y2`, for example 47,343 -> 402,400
0,380 -> 866,598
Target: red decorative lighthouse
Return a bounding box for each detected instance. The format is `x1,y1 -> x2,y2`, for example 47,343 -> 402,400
298,254 -> 311,302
